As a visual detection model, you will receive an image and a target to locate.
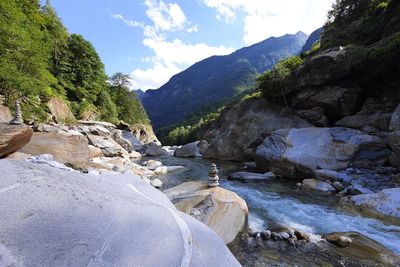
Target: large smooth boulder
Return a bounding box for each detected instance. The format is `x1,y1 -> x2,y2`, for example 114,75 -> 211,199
203,99 -> 311,161
0,124 -> 33,157
291,85 -> 361,118
165,181 -> 248,244
0,160 -> 240,267
19,132 -> 90,167
255,127 -> 390,178
87,134 -> 130,158
46,97 -> 76,123
130,123 -> 160,145
174,141 -> 207,158
348,188 -> 400,223
0,105 -> 12,123
143,142 -> 169,156
111,129 -> 133,152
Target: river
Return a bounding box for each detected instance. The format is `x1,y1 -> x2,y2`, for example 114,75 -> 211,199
138,156 -> 400,255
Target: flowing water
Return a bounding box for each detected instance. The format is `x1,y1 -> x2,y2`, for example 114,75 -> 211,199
141,156 -> 400,255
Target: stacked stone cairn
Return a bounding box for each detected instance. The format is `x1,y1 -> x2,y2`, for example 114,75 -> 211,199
10,100 -> 24,125
208,163 -> 219,187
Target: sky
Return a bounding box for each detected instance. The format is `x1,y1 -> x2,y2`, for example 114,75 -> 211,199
47,0 -> 335,91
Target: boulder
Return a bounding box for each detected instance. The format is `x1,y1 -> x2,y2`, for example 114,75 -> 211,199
79,120 -> 116,129
46,97 -> 76,123
88,145 -> 103,159
122,131 -> 143,151
150,178 -> 163,188
130,123 -> 160,145
0,160 -> 240,267
324,233 -> 352,247
0,105 -> 12,123
146,160 -> 163,170
19,132 -> 90,167
291,85 -> 361,118
349,188 -> 400,222
389,102 -> 400,131
0,124 -> 33,157
143,142 -> 169,156
203,99 -> 311,161
164,181 -> 248,244
87,134 -> 130,158
295,107 -> 329,127
301,179 -> 337,194
111,129 -> 133,152
314,169 -> 353,184
388,131 -> 400,154
129,151 -> 142,159
174,141 -> 206,157
335,113 -> 392,131
255,127 -> 390,178
228,171 -> 276,182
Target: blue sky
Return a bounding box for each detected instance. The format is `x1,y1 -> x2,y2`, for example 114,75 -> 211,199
47,0 -> 334,90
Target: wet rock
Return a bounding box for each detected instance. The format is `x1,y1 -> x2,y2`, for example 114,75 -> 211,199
325,233 -> 352,247
203,99 -> 311,161
302,179 -> 337,194
0,124 -> 33,157
294,231 -> 311,242
349,188 -> 400,222
46,97 -> 76,123
268,223 -> 292,234
228,171 -> 276,182
164,181 -> 248,244
255,127 -> 390,178
18,132 -> 90,168
314,169 -> 353,184
0,160 -> 240,267
348,184 -> 374,195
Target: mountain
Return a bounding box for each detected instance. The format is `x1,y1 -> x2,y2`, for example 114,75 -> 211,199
134,89 -> 146,101
300,27 -> 324,53
142,32 -> 308,129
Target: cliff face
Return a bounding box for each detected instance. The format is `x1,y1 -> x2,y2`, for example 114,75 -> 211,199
203,1 -> 400,163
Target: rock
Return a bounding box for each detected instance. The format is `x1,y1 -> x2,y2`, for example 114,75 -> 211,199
19,132 -> 90,167
388,131 -> 400,154
255,127 -> 390,178
150,178 -> 163,188
174,141 -> 204,157
348,184 -> 374,195
279,232 -> 290,240
291,85 -> 361,118
302,179 -> 337,194
295,107 -> 329,126
228,171 -> 276,182
0,105 -> 12,123
0,160 -> 240,267
260,230 -> 271,240
294,230 -> 310,242
146,160 -> 163,170
88,145 -> 103,159
0,124 -> 33,157
117,120 -> 130,130
129,151 -> 142,159
332,181 -> 345,191
6,151 -> 32,160
314,169 -> 353,184
164,181 -> 248,244
87,134 -> 130,158
111,129 -> 133,152
130,123 -> 160,145
335,113 -> 392,131
166,166 -> 186,172
324,233 -> 352,247
122,131 -> 143,151
143,142 -> 169,156
154,166 -> 168,174
203,99 -> 312,161
268,223 -> 292,233
46,97 -> 76,123
9,100 -> 24,125
389,102 -> 400,131
349,188 -> 400,222
389,152 -> 400,167
79,120 -> 116,129
197,140 -> 209,155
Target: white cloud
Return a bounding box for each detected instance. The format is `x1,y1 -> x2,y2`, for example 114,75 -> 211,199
113,0 -> 233,90
203,0 -> 335,45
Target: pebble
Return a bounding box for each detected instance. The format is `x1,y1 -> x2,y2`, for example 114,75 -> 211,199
279,232 -> 290,240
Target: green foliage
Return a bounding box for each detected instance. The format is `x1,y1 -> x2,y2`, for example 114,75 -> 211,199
242,91 -> 263,101
256,56 -> 304,99
0,1 -> 151,126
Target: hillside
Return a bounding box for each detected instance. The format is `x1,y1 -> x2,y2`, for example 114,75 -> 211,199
142,32 -> 308,129
0,1 -> 149,126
